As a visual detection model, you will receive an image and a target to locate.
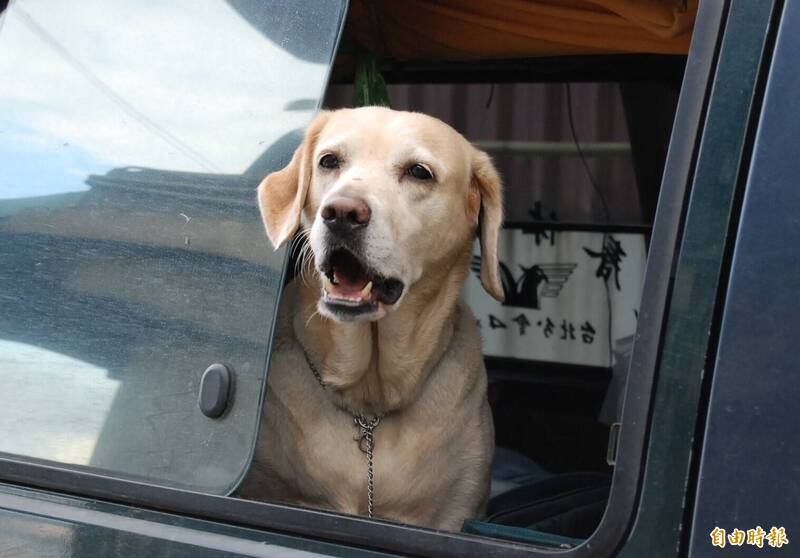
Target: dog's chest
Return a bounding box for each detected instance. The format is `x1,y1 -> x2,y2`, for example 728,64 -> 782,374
265,391 -> 454,518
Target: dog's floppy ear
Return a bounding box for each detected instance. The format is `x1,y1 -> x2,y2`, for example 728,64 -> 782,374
471,148 -> 505,301
257,112 -> 331,249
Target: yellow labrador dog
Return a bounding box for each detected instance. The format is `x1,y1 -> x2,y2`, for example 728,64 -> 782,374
238,107 -> 504,531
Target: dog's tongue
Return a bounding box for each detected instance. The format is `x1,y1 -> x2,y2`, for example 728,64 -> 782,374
333,270 -> 369,297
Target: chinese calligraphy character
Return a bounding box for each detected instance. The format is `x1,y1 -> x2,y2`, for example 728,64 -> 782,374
560,320 -> 575,340
766,526 -> 789,548
537,318 -> 555,338
527,201 -> 558,246
584,235 -> 627,291
488,314 -> 507,330
710,527 -> 726,548
728,529 -> 745,546
512,313 -> 531,335
580,321 -> 596,344
747,526 -> 766,548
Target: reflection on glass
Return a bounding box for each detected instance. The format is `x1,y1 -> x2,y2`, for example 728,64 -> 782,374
0,340 -> 120,464
0,0 -> 344,492
0,0 -> 328,200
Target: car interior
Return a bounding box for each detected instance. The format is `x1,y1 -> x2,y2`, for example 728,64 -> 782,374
305,2 -> 688,548
0,0 -> 696,553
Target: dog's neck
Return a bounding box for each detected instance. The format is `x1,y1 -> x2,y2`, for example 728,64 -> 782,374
293,249 -> 471,417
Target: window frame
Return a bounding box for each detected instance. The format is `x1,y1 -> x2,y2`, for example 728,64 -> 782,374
0,1 -> 777,557
687,0 -> 798,548
622,1 -> 783,555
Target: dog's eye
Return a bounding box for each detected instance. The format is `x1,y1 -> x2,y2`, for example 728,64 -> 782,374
407,163 -> 433,181
319,154 -> 340,169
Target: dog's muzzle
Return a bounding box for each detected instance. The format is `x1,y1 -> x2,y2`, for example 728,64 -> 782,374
320,247 -> 404,314
316,196 -> 404,319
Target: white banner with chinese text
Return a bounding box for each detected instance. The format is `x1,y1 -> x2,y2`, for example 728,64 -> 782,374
464,229 -> 646,368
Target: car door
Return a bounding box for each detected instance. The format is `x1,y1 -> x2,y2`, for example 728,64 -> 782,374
688,0 -> 799,554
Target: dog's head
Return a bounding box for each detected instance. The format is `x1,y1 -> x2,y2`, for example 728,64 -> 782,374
257,107 -> 503,322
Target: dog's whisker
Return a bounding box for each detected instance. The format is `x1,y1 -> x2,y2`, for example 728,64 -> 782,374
304,250 -> 316,283
290,230 -> 316,287
305,309 -> 320,329
303,300 -> 323,329
299,243 -> 315,286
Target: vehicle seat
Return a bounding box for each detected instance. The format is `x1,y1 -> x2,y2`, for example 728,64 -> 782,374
469,447 -> 611,548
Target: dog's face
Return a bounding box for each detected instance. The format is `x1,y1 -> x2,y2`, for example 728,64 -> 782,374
258,107 -> 504,322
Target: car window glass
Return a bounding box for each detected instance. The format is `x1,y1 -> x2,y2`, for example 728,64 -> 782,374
0,0 -> 345,493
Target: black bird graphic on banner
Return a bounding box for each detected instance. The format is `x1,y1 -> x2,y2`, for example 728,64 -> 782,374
470,255 -> 577,310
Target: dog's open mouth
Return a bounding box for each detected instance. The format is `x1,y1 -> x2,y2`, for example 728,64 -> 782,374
320,248 -> 404,315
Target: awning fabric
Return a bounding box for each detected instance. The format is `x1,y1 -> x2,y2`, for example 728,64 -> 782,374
346,0 -> 698,60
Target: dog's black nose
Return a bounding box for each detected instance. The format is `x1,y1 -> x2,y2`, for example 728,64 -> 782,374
321,196 -> 371,231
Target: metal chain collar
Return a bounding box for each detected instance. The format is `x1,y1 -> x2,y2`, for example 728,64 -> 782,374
353,413 -> 382,518
303,350 -> 384,519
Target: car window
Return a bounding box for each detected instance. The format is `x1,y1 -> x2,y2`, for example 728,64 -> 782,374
0,0 -> 345,493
